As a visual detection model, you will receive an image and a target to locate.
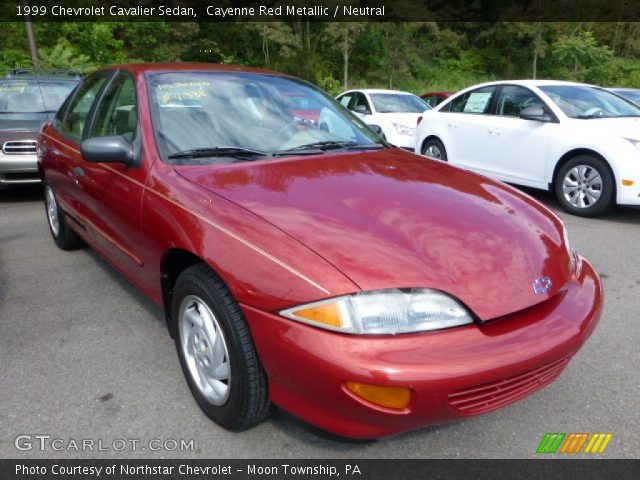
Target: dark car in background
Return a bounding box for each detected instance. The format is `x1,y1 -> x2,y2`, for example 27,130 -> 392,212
0,69 -> 80,187
420,91 -> 454,107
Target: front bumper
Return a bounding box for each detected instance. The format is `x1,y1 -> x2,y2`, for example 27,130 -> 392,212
0,152 -> 40,185
242,256 -> 602,439
618,182 -> 640,206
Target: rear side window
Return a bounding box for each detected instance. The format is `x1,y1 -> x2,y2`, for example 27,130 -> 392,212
59,73 -> 110,140
449,86 -> 497,114
89,72 -> 137,141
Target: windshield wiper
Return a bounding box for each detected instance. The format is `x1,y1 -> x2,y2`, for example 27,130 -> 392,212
279,141 -> 385,153
168,146 -> 269,159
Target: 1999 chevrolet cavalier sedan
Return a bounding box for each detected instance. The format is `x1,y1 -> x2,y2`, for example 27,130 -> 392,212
38,63 -> 602,439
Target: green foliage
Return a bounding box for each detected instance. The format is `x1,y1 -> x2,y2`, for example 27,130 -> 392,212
2,21 -> 640,93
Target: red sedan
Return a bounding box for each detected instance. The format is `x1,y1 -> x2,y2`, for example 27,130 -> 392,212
38,63 -> 602,439
420,91 -> 454,107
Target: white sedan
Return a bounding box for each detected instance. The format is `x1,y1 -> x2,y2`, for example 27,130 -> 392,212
415,80 -> 640,216
326,89 -> 430,150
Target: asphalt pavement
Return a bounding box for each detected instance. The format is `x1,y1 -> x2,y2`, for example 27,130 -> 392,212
1,185 -> 638,459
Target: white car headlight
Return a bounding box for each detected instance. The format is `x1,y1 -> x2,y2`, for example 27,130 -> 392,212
280,288 -> 474,335
392,123 -> 415,136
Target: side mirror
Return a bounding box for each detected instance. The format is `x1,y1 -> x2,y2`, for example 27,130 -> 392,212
353,104 -> 371,115
519,105 -> 552,122
367,124 -> 383,135
81,135 -> 134,166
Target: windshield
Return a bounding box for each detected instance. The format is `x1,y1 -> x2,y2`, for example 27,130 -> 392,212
369,93 -> 430,113
148,72 -> 384,164
611,89 -> 640,105
540,85 -> 640,118
0,80 -> 76,113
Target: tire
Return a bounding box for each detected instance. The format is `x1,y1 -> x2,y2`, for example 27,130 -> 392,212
172,263 -> 270,431
554,155 -> 615,217
421,138 -> 448,161
44,181 -> 83,250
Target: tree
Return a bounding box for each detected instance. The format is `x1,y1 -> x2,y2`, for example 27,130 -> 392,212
325,22 -> 365,89
552,30 -> 612,80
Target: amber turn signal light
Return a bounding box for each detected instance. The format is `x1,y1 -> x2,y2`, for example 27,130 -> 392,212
345,381 -> 411,410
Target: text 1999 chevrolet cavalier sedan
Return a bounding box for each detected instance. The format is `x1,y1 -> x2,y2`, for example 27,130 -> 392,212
38,63 -> 602,439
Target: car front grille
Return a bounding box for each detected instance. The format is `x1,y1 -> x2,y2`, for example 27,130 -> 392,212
2,140 -> 37,155
448,357 -> 570,415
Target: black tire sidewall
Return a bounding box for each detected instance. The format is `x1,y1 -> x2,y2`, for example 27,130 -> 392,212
555,155 -> 615,217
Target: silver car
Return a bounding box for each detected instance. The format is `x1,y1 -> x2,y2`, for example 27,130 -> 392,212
0,69 -> 79,187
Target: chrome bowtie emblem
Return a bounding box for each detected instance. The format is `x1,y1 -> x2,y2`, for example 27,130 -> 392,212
533,276 -> 553,295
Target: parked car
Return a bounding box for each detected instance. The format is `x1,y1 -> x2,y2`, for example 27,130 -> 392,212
40,64 -> 601,439
415,80 -> 640,216
420,91 -> 454,107
328,89 -> 430,150
607,87 -> 640,105
0,69 -> 80,187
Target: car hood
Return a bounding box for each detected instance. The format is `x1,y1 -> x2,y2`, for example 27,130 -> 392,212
177,149 -> 572,320
375,112 -> 423,128
0,112 -> 51,132
567,116 -> 640,139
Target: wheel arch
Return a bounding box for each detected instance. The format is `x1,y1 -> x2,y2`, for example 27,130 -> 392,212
551,148 -> 617,199
160,248 -> 210,337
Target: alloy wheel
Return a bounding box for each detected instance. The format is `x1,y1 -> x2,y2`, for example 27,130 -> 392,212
562,165 -> 603,209
179,295 -> 231,406
425,144 -> 443,159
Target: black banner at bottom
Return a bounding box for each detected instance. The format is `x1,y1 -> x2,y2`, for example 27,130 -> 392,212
1,459 -> 638,480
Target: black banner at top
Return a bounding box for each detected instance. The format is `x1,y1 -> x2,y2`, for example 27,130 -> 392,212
3,0 -> 640,22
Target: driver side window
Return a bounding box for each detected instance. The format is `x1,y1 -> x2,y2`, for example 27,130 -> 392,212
89,72 -> 138,141
496,85 -> 544,117
351,93 -> 371,113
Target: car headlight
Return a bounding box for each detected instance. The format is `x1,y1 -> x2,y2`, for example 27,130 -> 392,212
392,123 -> 415,136
280,288 -> 474,335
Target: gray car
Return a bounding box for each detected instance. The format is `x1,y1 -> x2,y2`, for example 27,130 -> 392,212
0,69 -> 79,187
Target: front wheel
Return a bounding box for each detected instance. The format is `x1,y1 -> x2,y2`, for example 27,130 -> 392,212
172,264 -> 270,431
554,155 -> 614,217
421,138 -> 448,161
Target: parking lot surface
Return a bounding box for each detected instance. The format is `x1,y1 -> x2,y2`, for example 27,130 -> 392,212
1,186 -> 638,458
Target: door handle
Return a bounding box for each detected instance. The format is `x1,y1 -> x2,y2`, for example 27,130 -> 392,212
447,122 -> 459,128
488,129 -> 502,135
72,166 -> 85,178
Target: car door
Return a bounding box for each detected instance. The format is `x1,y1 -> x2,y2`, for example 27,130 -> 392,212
43,71 -> 113,221
437,85 -> 499,171
78,70 -> 151,275
479,85 -> 553,187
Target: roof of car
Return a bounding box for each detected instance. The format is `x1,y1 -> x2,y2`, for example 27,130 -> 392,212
357,89 -> 415,95
96,62 -> 280,76
466,79 -> 594,89
607,87 -> 640,92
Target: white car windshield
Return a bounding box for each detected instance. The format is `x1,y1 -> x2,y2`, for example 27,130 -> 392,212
540,85 -> 640,119
0,80 -> 76,113
148,72 -> 384,164
369,93 -> 430,113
